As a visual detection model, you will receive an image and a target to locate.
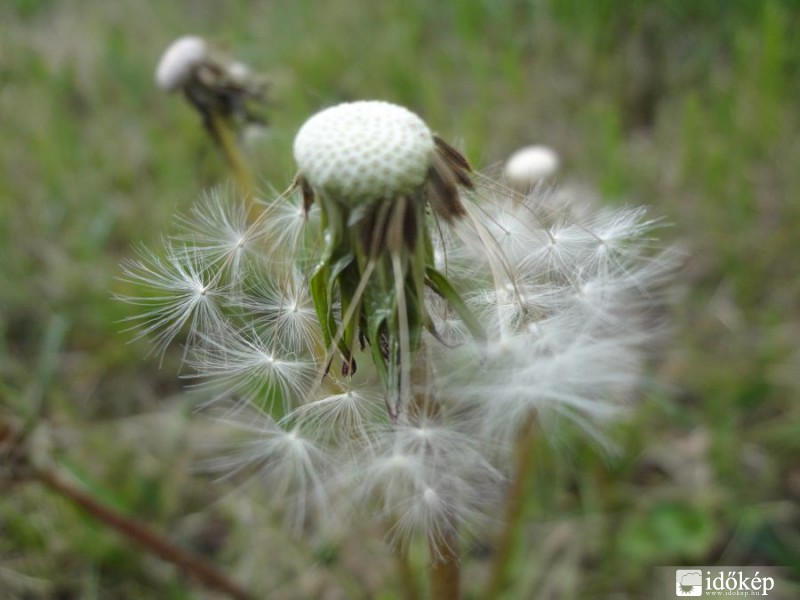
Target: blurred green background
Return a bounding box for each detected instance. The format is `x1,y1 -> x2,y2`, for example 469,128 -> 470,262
1,0 -> 799,598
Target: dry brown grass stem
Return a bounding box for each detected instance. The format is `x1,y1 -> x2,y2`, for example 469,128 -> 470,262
429,530 -> 461,600
33,467 -> 256,600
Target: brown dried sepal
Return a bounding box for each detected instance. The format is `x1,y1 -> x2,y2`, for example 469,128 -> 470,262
427,136 -> 473,223
294,174 -> 316,214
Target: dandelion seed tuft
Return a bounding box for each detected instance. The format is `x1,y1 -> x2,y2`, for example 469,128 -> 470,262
118,244 -> 227,358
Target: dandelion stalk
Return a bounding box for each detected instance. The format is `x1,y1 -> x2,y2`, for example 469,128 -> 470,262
394,546 -> 421,600
429,531 -> 461,600
209,111 -> 258,211
485,417 -> 537,599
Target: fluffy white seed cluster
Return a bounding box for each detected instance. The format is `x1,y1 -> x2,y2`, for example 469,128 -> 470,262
123,101 -> 674,552
293,101 -> 435,205
155,36 -> 208,91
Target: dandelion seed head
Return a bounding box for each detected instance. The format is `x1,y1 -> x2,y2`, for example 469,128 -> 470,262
293,100 -> 434,205
125,96 -> 676,551
155,35 -> 207,91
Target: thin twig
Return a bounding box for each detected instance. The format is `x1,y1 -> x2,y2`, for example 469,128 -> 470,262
34,467 -> 256,600
484,417 -> 537,599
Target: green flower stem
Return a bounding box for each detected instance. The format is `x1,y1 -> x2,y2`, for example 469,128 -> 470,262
484,416 -> 537,599
395,546 -> 421,600
406,350 -> 462,600
209,112 -> 259,220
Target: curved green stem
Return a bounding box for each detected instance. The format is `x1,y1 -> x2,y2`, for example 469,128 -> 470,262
209,112 -> 259,221
395,546 -> 421,600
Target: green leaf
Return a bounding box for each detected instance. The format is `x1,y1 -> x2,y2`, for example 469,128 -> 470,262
364,289 -> 394,391
310,264 -> 335,356
425,267 -> 486,343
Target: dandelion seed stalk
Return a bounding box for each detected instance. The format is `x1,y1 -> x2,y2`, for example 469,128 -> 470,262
209,111 -> 258,210
485,417 -> 537,599
429,531 -> 461,600
395,546 -> 421,600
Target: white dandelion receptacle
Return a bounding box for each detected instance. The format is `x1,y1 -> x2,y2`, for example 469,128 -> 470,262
293,100 -> 436,206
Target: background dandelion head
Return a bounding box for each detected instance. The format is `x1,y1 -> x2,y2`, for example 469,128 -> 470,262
155,35 -> 207,91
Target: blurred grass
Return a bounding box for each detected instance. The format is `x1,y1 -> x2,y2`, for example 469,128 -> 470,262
1,0 -> 799,598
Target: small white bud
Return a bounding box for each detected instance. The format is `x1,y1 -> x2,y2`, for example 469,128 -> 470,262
155,36 -> 208,91
504,145 -> 560,188
293,100 -> 435,206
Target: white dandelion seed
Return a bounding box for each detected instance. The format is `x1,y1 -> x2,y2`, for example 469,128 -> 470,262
437,317 -> 643,448
208,410 -> 332,532
255,188 -> 322,269
189,325 -> 316,409
281,384 -> 387,445
119,243 -> 228,358
235,269 -> 322,353
175,188 -> 258,278
344,421 -> 502,551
